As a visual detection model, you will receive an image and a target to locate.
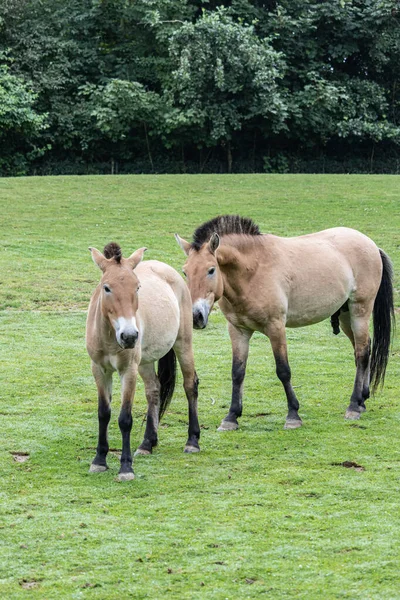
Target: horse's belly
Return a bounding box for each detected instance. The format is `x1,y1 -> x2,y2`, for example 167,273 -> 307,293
286,304 -> 342,327
286,289 -> 349,327
284,246 -> 356,327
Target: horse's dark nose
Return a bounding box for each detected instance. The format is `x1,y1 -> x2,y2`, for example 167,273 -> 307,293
120,330 -> 138,348
193,309 -> 206,329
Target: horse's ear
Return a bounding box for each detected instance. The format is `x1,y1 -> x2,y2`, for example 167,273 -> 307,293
175,234 -> 191,256
208,233 -> 220,255
127,247 -> 147,270
89,247 -> 108,272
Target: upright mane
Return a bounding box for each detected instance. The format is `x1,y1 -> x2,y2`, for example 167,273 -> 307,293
103,242 -> 122,263
192,215 -> 261,250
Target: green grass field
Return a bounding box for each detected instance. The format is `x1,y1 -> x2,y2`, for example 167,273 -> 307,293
0,174 -> 399,599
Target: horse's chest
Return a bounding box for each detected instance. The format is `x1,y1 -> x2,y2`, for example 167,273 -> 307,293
101,354 -> 119,371
220,302 -> 262,332
98,350 -> 137,374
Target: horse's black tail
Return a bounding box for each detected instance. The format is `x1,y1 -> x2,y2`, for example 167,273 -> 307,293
370,249 -> 395,394
158,348 -> 177,419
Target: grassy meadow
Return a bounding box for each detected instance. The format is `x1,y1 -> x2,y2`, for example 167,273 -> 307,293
0,174 -> 399,599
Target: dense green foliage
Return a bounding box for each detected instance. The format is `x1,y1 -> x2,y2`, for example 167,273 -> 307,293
0,174 -> 399,598
0,1 -> 400,174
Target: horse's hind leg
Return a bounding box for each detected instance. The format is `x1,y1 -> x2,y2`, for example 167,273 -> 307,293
266,321 -> 302,430
90,362 -> 112,473
135,363 -> 160,456
344,305 -> 372,420
340,310 -> 371,415
361,339 -> 371,410
173,338 -> 201,453
340,312 -> 362,410
339,310 -> 354,347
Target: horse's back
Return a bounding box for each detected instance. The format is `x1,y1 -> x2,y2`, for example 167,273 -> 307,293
296,227 -> 382,284
286,226 -> 376,249
136,259 -> 189,306
280,226 -> 381,273
135,260 -> 190,363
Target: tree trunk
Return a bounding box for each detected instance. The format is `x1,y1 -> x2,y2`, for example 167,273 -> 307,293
200,148 -> 212,173
252,131 -> 257,173
227,140 -> 232,174
143,122 -> 154,172
181,144 -> 186,173
370,142 -> 375,174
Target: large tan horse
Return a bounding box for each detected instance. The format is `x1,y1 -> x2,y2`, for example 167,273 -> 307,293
86,242 -> 200,481
176,215 -> 394,431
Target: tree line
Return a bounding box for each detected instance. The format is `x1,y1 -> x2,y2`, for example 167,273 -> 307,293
1,0 -> 399,175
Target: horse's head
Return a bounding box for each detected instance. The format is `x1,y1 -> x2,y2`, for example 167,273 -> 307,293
89,243 -> 147,349
175,232 -> 223,329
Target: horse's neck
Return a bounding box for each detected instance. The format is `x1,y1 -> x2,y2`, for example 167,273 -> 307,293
219,241 -> 258,308
94,296 -> 114,344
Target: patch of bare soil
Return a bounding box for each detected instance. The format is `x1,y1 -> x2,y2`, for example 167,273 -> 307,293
10,452 -> 30,463
19,579 -> 41,589
333,461 -> 365,472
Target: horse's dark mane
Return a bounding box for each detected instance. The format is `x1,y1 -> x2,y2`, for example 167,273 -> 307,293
192,215 -> 261,250
103,242 -> 122,263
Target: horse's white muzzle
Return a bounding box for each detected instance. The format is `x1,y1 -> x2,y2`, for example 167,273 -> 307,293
192,299 -> 210,329
114,317 -> 139,349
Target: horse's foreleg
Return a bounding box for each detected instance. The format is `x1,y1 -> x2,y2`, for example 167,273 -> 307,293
117,366 -> 137,481
174,342 -> 201,453
90,362 -> 112,473
345,310 -> 371,420
218,324 -> 253,431
135,363 -> 160,456
267,322 -> 302,430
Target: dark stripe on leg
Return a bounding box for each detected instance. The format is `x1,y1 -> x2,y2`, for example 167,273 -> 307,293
118,408 -> 133,474
275,355 -> 301,422
92,397 -> 111,468
185,371 -> 200,450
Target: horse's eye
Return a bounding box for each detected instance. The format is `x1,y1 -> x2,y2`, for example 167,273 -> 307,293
208,267 -> 216,276
103,284 -> 111,293
182,270 -> 187,277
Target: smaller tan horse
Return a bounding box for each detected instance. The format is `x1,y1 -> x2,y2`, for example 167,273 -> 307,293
176,215 -> 394,431
86,242 -> 200,481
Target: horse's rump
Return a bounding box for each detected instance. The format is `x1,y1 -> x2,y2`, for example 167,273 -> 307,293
275,228 -> 382,328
